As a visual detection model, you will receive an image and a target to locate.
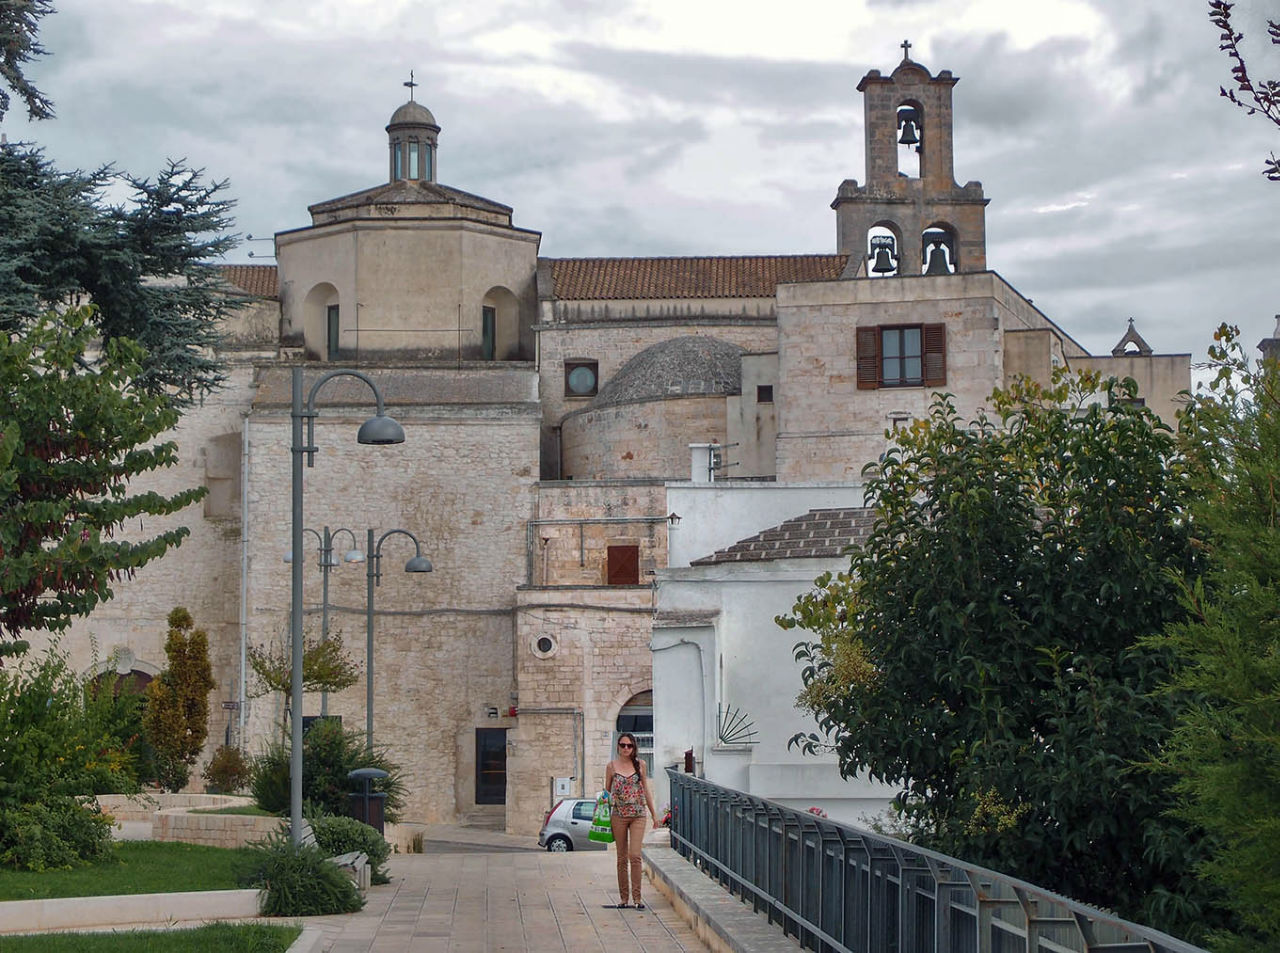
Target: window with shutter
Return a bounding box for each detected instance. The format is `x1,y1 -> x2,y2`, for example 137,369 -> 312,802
607,545 -> 640,585
857,322 -> 947,389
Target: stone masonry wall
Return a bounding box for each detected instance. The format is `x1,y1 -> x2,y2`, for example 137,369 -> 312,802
561,397 -> 729,481
241,398 -> 540,825
530,482 -> 670,588
537,321 -> 775,478
507,587 -> 656,835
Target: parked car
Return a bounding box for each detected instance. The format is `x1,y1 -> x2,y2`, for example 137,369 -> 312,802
538,798 -> 607,852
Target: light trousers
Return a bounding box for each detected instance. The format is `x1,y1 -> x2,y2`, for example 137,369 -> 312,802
610,814 -> 647,903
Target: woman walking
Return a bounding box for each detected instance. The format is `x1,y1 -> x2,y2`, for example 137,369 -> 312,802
605,732 -> 658,908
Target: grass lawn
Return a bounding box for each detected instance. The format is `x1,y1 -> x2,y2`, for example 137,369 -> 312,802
0,842 -> 255,901
189,805 -> 277,816
0,922 -> 301,952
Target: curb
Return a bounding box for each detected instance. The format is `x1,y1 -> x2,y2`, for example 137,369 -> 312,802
0,889 -> 262,935
643,845 -> 799,953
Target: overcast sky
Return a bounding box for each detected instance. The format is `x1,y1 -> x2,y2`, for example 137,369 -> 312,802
4,0 -> 1277,363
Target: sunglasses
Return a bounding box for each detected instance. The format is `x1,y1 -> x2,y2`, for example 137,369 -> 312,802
618,742 -> 635,749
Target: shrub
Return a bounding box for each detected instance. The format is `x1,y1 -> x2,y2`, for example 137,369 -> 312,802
308,811 -> 392,884
251,720 -> 404,820
238,828 -> 363,916
203,745 -> 251,794
0,643 -> 138,812
0,796 -> 115,872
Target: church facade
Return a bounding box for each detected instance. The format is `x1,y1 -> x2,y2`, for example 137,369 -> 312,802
45,53 -> 1189,836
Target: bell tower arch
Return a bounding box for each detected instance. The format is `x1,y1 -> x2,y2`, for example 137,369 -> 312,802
835,43 -> 989,277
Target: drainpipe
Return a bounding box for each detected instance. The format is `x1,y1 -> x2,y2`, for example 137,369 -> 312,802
238,415 -> 250,745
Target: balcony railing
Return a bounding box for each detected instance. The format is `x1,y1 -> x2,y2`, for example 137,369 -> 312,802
665,770 -> 1206,953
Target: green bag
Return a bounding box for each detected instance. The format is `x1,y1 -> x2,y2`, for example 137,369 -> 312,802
588,793 -> 614,843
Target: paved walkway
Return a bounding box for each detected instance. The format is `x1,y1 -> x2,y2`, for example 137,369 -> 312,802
301,827 -> 711,953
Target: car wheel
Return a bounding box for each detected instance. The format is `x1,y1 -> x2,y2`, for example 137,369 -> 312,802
546,835 -> 572,852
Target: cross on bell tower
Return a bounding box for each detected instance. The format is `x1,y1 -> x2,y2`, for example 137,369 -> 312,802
833,49 -> 989,277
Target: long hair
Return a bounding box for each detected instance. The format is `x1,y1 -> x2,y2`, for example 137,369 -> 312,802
617,732 -> 641,776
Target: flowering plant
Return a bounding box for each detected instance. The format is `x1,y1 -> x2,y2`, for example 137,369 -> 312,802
659,803 -> 673,827
806,806 -> 828,819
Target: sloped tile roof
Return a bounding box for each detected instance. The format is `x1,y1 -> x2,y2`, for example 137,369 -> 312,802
690,507 -> 875,566
548,254 -> 848,300
219,264 -> 278,298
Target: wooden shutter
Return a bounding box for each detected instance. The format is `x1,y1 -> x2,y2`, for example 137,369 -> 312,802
923,323 -> 947,387
607,545 -> 640,585
856,326 -> 880,389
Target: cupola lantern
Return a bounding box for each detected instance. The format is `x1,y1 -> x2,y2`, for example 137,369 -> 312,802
387,71 -> 439,184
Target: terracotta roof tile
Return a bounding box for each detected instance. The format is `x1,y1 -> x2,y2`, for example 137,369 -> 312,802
219,264 -> 278,299
690,507 -> 875,566
548,255 -> 848,301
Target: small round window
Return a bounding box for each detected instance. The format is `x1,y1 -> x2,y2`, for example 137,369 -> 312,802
531,635 -> 559,659
566,363 -> 598,397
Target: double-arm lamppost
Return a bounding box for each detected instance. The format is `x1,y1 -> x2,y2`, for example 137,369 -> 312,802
291,367 -> 404,846
285,526 -> 365,716
365,529 -> 432,750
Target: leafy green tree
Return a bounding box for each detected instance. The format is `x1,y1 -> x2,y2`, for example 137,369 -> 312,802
0,306 -> 205,654
783,373 -> 1211,934
143,607 -> 216,792
0,0 -> 54,121
1150,325 -> 1280,950
0,146 -> 238,401
247,632 -> 362,743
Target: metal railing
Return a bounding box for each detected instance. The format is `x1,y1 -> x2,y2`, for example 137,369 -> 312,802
665,770 -> 1206,953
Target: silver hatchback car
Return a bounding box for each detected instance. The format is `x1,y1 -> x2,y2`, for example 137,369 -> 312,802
538,798 -> 607,852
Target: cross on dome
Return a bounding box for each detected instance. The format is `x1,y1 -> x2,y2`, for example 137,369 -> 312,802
404,70 -> 418,101
900,39 -> 912,59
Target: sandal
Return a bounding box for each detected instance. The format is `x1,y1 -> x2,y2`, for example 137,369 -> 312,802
635,902 -> 646,910
605,902 -> 631,909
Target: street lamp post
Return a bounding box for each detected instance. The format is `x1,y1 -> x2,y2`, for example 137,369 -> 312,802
366,528 -> 432,750
291,367 -> 405,847
285,526 -> 365,716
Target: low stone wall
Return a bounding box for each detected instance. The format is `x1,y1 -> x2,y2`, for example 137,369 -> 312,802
153,808 -> 283,849
96,793 -> 253,822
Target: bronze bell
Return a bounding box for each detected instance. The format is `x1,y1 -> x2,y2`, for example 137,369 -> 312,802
898,118 -> 920,145
924,242 -> 951,276
871,247 -> 895,274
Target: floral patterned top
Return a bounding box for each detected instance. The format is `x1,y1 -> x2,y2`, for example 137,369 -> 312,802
609,768 -> 646,818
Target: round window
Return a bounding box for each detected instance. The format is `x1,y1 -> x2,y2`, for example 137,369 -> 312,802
531,635 -> 559,658
536,637 -> 554,654
567,365 -> 597,396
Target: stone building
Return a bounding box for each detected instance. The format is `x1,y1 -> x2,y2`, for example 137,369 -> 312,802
45,52 -> 1189,836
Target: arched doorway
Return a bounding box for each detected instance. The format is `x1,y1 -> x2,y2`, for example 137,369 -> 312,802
615,690 -> 653,775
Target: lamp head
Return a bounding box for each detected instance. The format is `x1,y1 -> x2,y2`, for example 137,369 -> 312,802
283,551 -> 294,564
404,555 -> 433,573
357,413 -> 405,445
343,549 -> 366,564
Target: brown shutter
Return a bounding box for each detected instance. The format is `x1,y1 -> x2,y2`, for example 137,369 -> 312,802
857,326 -> 880,390
607,545 -> 640,585
923,323 -> 947,387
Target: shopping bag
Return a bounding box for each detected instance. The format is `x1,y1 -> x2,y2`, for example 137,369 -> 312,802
588,792 -> 614,843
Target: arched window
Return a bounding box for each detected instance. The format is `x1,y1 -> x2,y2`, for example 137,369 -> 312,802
867,224 -> 900,277
896,102 -> 922,179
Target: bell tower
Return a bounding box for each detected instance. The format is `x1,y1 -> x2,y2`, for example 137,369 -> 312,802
834,43 -> 989,278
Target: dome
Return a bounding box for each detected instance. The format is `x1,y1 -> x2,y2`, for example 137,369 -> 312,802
592,337 -> 744,409
387,100 -> 438,129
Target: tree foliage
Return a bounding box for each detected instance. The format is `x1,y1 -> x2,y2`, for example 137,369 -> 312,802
0,0 -> 54,122
248,631 -> 362,743
1210,0 -> 1280,181
0,146 -> 238,401
0,306 -> 205,653
782,373 -> 1211,935
1149,325 -> 1280,951
142,607 -> 216,792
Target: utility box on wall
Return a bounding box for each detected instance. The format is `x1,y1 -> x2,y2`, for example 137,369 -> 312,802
553,777 -> 573,798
